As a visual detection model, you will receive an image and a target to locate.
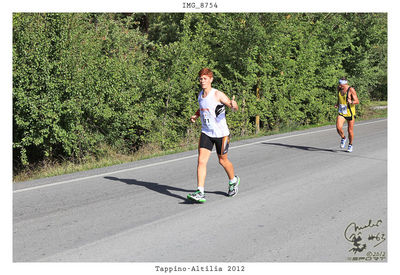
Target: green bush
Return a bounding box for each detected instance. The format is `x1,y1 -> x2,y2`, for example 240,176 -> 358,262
13,13 -> 387,172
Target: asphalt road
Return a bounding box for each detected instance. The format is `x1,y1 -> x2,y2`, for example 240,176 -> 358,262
13,118 -> 387,262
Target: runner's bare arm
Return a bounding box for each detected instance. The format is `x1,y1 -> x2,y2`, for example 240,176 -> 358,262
348,88 -> 360,105
335,86 -> 340,108
216,90 -> 238,111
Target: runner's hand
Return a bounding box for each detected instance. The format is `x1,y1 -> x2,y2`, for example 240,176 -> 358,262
231,95 -> 238,111
190,115 -> 198,123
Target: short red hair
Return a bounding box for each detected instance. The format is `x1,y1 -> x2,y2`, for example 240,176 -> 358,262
198,68 -> 213,78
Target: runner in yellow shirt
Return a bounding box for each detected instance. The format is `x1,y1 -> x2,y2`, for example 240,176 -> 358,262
335,77 -> 359,152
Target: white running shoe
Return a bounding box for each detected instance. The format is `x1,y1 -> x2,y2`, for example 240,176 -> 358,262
347,144 -> 353,153
340,137 -> 347,149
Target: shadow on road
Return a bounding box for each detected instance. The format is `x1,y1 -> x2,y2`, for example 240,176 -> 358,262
262,142 -> 340,153
263,142 -> 387,162
104,176 -> 226,204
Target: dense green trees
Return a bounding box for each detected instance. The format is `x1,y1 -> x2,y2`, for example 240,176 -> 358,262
13,13 -> 387,171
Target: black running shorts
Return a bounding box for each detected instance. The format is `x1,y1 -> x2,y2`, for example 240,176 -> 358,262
339,114 -> 356,121
199,132 -> 230,155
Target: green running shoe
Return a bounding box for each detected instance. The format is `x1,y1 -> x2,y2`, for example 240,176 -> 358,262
187,190 -> 206,203
228,176 -> 240,197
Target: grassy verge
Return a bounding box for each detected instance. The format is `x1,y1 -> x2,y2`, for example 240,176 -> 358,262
359,100 -> 388,119
13,101 -> 387,183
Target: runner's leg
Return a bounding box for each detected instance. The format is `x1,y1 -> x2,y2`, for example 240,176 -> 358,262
336,115 -> 346,139
215,136 -> 235,180
197,148 -> 211,189
218,153 -> 235,180
347,119 -> 355,144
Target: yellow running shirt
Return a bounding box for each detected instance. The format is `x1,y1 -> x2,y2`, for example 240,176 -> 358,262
338,87 -> 356,120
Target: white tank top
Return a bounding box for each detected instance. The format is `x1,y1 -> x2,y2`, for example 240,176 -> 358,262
198,88 -> 230,138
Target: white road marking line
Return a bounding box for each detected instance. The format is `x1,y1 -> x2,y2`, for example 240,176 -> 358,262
13,119 -> 386,193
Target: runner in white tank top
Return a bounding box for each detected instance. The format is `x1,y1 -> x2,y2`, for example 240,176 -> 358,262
198,88 -> 230,138
187,68 -> 241,203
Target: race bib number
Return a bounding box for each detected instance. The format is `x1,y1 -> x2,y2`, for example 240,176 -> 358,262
339,104 -> 348,115
202,112 -> 213,129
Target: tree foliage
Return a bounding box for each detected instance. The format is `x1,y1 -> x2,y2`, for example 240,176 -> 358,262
13,13 -> 387,170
